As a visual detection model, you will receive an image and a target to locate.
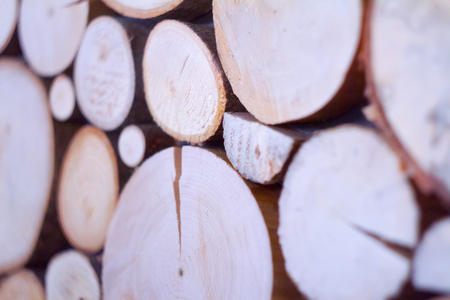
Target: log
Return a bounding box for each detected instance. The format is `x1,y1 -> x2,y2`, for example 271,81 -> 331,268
0,269 -> 45,300
363,0 -> 450,205
278,125 -> 419,300
0,58 -> 54,274
143,20 -> 241,143
223,112 -> 305,184
58,125 -> 119,253
213,0 -> 365,125
74,16 -> 152,131
49,74 -> 76,122
0,0 -> 18,54
18,0 -> 89,77
103,146 -> 273,299
118,124 -> 176,168
101,0 -> 211,20
413,217 -> 450,294
45,250 -> 100,300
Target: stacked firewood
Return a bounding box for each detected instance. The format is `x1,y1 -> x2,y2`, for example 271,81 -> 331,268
1,0 -> 449,299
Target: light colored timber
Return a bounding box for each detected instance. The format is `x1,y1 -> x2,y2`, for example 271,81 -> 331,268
58,125 -> 118,253
101,0 -> 211,20
0,269 -> 45,300
118,125 -> 146,168
223,112 -> 305,184
45,250 -> 100,300
365,0 -> 450,205
413,217 -> 450,294
75,16 -> 151,130
18,0 -> 88,77
279,125 -> 419,300
144,20 -> 237,143
0,58 -> 54,274
103,146 -> 273,299
49,74 -> 76,122
213,0 -> 364,124
0,0 -> 18,54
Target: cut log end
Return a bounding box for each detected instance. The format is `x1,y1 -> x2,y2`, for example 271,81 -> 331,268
45,250 -> 100,300
18,0 -> 89,76
0,0 -> 18,54
413,217 -> 450,294
58,126 -> 118,253
0,58 -> 54,274
279,125 -> 419,300
213,0 -> 363,124
223,112 -> 300,184
75,16 -> 135,131
101,0 -> 211,20
143,20 -> 226,144
0,269 -> 45,300
49,74 -> 76,122
366,0 -> 450,205
118,124 -> 146,168
103,146 -> 273,299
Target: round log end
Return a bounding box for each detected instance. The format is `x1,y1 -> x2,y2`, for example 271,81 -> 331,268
50,74 -> 76,122
118,124 -> 146,168
0,269 -> 45,300
0,0 -> 18,54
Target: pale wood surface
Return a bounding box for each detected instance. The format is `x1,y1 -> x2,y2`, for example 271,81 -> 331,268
58,126 -> 118,253
279,125 -> 419,300
49,74 -> 76,122
0,0 -> 18,54
103,146 -> 273,299
0,269 -> 45,300
213,0 -> 363,124
45,250 -> 100,300
0,58 -> 54,274
18,0 -> 88,76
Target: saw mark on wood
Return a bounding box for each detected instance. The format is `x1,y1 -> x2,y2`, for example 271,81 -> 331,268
173,147 -> 182,257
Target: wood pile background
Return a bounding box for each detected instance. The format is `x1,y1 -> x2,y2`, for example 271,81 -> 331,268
1,0 -> 450,299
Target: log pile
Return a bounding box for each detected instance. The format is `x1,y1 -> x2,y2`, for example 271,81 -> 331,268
0,0 -> 449,299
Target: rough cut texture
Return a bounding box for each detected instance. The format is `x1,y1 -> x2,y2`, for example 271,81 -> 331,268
0,58 -> 54,274
364,0 -> 450,205
214,0 -> 364,124
279,125 -> 419,300
103,146 -> 273,300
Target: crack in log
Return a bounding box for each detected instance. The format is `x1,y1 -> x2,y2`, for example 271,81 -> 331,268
173,147 -> 182,257
349,222 -> 413,260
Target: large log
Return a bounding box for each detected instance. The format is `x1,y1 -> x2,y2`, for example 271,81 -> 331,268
0,269 -> 45,300
364,0 -> 450,205
143,20 -> 241,143
213,0 -> 365,124
58,125 -> 119,253
74,16 -> 152,131
45,250 -> 100,300
0,58 -> 54,274
413,217 -> 450,294
0,0 -> 18,54
223,112 -> 305,184
18,0 -> 89,77
102,146 -> 274,299
279,125 -> 419,300
101,0 -> 211,20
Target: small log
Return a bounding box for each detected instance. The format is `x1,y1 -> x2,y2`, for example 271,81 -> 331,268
363,0 -> 450,206
0,0 -> 18,54
0,269 -> 45,300
0,58 -> 54,274
278,125 -> 419,300
74,16 -> 152,131
118,124 -> 176,168
18,0 -> 89,77
58,125 -> 119,253
413,217 -> 450,294
49,74 -> 76,122
103,146 -> 273,299
213,0 -> 365,124
223,112 -> 305,184
143,20 -> 241,143
101,0 -> 211,20
45,250 -> 100,300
